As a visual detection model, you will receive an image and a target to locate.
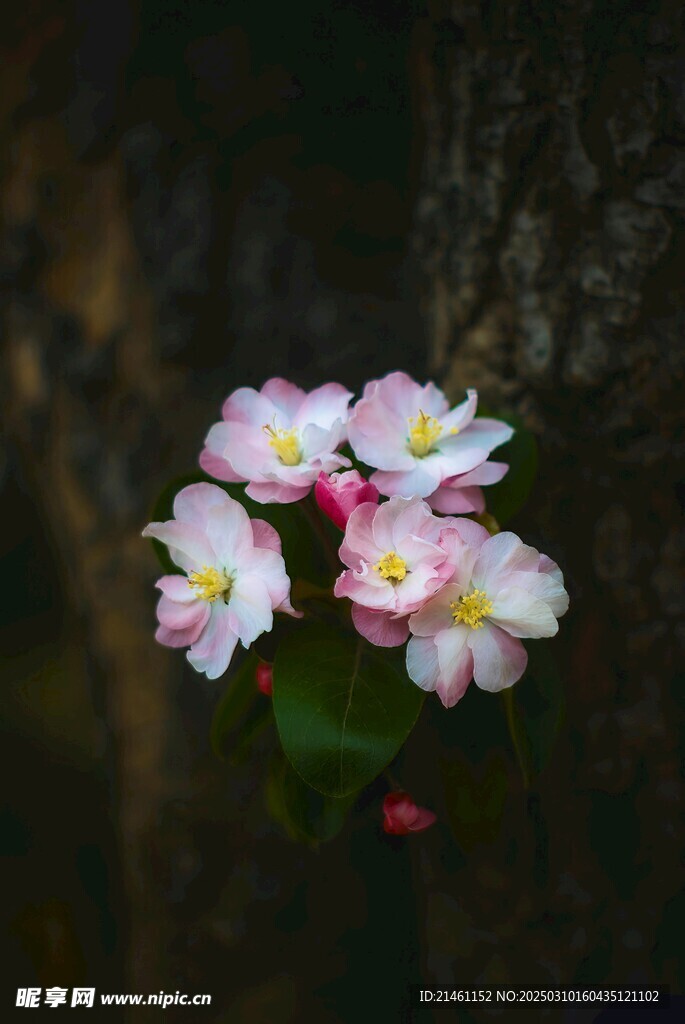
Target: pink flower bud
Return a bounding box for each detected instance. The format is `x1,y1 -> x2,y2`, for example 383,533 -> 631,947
382,792 -> 436,835
256,662 -> 273,696
314,470 -> 379,531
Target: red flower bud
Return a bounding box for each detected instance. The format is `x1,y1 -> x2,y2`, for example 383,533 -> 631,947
256,662 -> 273,696
314,470 -> 379,531
382,792 -> 436,835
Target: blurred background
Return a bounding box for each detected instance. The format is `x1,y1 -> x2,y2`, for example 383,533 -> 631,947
1,0 -> 683,1021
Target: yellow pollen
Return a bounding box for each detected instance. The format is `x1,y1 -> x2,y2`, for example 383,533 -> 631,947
407,409 -> 442,457
188,565 -> 232,602
374,550 -> 407,582
263,422 -> 301,465
450,589 -> 494,629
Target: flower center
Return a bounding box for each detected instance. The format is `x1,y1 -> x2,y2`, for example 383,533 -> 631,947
374,550 -> 407,582
188,565 -> 232,602
263,423 -> 301,466
450,589 -> 493,629
407,409 -> 443,457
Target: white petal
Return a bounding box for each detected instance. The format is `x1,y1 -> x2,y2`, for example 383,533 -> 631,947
490,586 -> 559,638
406,636 -> 440,692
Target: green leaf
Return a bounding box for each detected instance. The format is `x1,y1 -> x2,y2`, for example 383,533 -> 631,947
478,413 -> 538,524
210,651 -> 260,759
503,641 -> 565,782
273,623 -> 425,798
265,754 -> 356,845
440,752 -> 509,851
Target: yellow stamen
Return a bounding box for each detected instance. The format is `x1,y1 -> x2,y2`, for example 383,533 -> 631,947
450,589 -> 494,629
374,550 -> 407,582
408,409 -> 442,457
263,422 -> 301,466
188,565 -> 232,602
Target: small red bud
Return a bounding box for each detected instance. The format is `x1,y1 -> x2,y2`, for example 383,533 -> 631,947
382,791 -> 436,835
256,662 -> 273,696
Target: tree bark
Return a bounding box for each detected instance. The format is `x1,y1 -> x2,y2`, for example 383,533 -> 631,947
411,0 -> 683,993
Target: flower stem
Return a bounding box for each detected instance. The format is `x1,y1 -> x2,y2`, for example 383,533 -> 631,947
301,494 -> 341,577
502,687 -> 530,790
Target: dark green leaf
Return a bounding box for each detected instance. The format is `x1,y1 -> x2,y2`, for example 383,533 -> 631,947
265,754 -> 356,845
210,651 -> 260,759
273,623 -> 425,798
477,413 -> 538,524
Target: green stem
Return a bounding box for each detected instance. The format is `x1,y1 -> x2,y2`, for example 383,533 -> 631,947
301,494 -> 341,577
383,767 -> 402,792
503,687 -> 530,790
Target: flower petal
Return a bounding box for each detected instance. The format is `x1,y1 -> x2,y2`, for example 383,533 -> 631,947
142,521 -> 215,573
406,635 -> 441,692
408,584 -> 463,637
294,382 -> 353,430
221,386 -> 277,427
469,624 -> 527,692
227,573 -> 274,645
351,605 -> 410,647
370,461 -> 444,499
261,378 -> 307,421
245,480 -> 312,504
440,388 -> 478,433
172,481 -> 230,528
187,602 -> 239,679
490,586 -> 560,638
199,423 -> 243,482
472,531 -> 540,590
428,485 -> 485,515
340,502 -> 384,565
156,613 -> 208,648
407,807 -> 437,832
435,625 -> 473,708
334,566 -> 393,609
504,570 -> 569,619
156,574 -> 197,603
251,518 -> 282,554
205,499 -> 254,569
157,593 -> 208,631
444,416 -> 513,454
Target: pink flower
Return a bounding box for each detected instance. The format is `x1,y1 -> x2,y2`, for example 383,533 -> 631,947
383,792 -> 436,835
143,483 -> 300,679
427,461 -> 509,515
200,377 -> 353,504
347,371 -> 513,512
406,520 -> 569,708
333,496 -> 459,648
314,469 -> 380,530
256,662 -> 273,696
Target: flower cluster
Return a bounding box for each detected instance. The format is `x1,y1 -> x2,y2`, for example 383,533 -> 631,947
145,371 -> 568,838
145,370 -> 567,699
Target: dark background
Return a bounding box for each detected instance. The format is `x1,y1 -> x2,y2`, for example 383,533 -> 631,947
1,1 -> 683,1021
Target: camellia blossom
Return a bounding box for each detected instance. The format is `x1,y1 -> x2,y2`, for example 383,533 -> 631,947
427,461 -> 509,515
406,520 -> 569,708
383,792 -> 436,835
200,377 -> 353,503
143,483 -> 299,679
256,662 -> 273,696
314,469 -> 379,530
334,495 -> 461,647
347,371 -> 513,512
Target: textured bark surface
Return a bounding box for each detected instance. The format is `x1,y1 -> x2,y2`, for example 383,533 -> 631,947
412,0 -> 684,998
